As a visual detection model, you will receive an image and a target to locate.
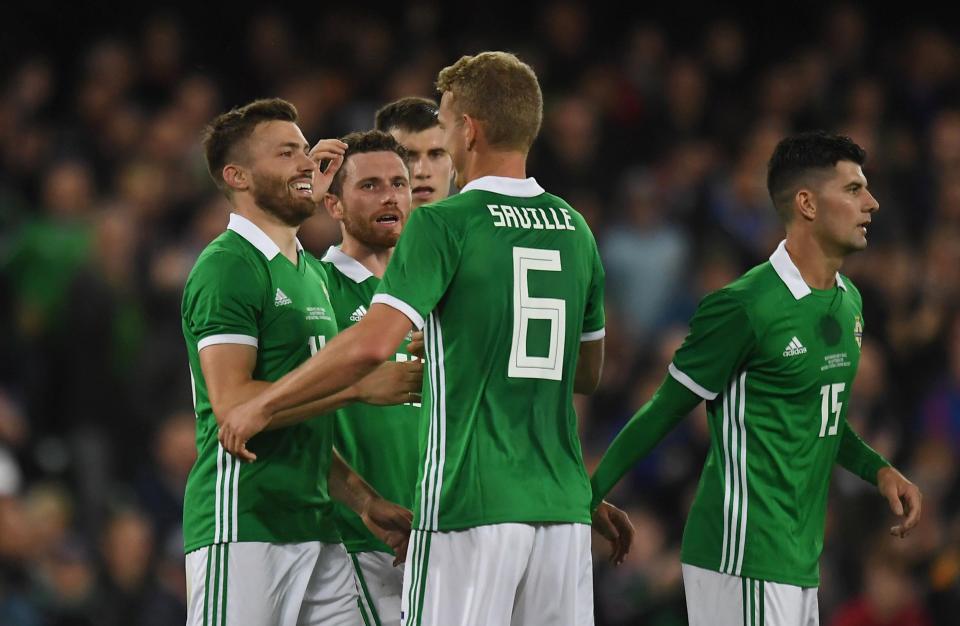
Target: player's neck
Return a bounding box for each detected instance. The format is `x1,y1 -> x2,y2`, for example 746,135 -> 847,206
340,235 -> 392,278
462,149 -> 527,183
783,232 -> 843,290
234,201 -> 301,263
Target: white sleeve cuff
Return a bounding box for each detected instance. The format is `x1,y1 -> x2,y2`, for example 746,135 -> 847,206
668,363 -> 718,400
580,328 -> 606,342
370,294 -> 425,330
198,334 -> 258,351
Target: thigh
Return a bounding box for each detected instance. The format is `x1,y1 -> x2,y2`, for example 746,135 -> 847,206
353,551 -> 404,626
512,523 -> 593,626
401,524 -> 535,626
187,542 -> 322,626
297,542 -> 363,626
763,579 -> 819,626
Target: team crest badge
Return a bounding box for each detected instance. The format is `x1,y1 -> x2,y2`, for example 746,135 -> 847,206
853,315 -> 863,349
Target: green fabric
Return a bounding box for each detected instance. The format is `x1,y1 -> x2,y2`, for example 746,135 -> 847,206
181,221 -> 341,552
376,179 -> 604,531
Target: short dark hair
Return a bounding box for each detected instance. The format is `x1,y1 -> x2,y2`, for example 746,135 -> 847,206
767,131 -> 867,222
201,98 -> 299,195
374,97 -> 439,133
328,130 -> 409,196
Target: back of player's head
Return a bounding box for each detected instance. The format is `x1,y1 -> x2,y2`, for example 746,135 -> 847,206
328,130 -> 408,196
436,51 -> 543,153
374,97 -> 439,134
767,131 -> 867,222
202,98 -> 299,195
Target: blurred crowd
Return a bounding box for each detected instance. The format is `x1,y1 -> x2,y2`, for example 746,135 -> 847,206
1,4 -> 958,625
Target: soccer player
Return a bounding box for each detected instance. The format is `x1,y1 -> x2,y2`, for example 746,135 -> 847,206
218,52 -> 634,626
182,98 -> 419,626
589,132 -> 923,626
319,130 -> 420,625
374,96 -> 454,207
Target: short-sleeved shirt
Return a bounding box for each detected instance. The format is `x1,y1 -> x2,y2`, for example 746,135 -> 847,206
372,176 -> 605,531
181,213 -> 340,553
321,246 -> 421,554
671,240 -> 865,587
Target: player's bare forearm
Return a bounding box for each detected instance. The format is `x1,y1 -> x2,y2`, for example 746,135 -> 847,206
574,338 -> 604,394
329,449 -> 378,514
260,304 -> 413,417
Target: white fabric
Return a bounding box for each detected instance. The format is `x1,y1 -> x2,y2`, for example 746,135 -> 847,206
769,240 -> 847,300
682,563 -> 819,626
353,550 -> 404,626
460,175 -> 545,197
400,523 -> 593,626
322,246 -> 375,283
228,212 -> 304,260
186,541 -> 361,626
371,294 -> 425,330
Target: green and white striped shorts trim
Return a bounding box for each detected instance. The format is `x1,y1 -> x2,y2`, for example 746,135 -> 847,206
682,563 -> 820,626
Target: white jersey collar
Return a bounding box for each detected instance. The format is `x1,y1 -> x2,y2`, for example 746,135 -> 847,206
227,213 -> 303,260
321,246 -> 375,283
460,176 -> 545,198
769,240 -> 847,300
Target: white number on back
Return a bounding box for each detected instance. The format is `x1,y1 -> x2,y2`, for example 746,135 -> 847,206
508,247 -> 565,380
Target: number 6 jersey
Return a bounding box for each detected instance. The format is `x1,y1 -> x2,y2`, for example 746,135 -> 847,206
373,176 -> 605,532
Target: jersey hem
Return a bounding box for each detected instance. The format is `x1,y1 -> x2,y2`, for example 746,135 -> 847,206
197,333 -> 258,350
184,531 -> 342,554
581,327 -> 605,341
415,510 -> 593,532
679,552 -> 820,588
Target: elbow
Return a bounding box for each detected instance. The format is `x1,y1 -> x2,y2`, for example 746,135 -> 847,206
348,339 -> 394,371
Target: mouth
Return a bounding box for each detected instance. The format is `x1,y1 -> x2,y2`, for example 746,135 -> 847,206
374,212 -> 402,227
858,221 -> 870,235
290,179 -> 313,197
412,186 -> 435,199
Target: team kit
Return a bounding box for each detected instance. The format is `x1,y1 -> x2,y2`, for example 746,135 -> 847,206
180,52 -> 921,626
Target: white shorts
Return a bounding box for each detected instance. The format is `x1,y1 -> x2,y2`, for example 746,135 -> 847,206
682,563 -> 819,626
352,550 -> 403,626
186,541 -> 362,626
400,522 -> 593,626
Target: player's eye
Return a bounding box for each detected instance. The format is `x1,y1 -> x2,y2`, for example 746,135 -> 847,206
280,150 -> 293,157
394,180 -> 408,188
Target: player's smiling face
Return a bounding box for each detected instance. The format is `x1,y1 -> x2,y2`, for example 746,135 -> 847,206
813,160 -> 879,253
389,125 -> 453,208
331,150 -> 411,249
244,120 -> 318,226
438,91 -> 467,189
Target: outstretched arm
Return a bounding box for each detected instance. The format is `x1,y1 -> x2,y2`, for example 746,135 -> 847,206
590,374 -> 702,510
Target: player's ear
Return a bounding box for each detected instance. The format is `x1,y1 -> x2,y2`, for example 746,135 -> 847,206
323,193 -> 344,220
223,164 -> 249,192
796,188 -> 816,221
463,114 -> 478,152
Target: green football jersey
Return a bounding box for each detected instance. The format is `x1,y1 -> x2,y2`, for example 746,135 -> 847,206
320,246 -> 421,554
373,176 -> 606,532
181,213 -> 340,553
672,241 -> 867,587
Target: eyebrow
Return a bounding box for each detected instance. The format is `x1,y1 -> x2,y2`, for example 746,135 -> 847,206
278,141 -> 309,151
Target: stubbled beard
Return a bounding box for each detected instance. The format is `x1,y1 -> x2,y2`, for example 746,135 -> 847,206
251,171 -> 316,227
342,209 -> 403,249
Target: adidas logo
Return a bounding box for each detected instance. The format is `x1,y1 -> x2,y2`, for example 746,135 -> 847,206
349,305 -> 368,323
274,288 -> 292,307
783,336 -> 807,357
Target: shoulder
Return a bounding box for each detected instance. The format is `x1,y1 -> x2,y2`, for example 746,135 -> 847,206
185,234 -> 265,294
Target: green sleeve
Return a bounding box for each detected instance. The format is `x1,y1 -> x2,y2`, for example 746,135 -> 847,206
835,421 -> 891,486
373,207 -> 462,329
590,375 -> 702,510
582,235 -> 605,337
669,289 -> 756,400
183,251 -> 263,346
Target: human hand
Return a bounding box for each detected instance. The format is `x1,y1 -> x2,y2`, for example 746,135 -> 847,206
217,399 -> 270,462
309,138 -> 348,200
353,360 -> 423,406
361,498 -> 413,565
877,466 -> 922,538
406,331 -> 425,359
592,500 -> 634,565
